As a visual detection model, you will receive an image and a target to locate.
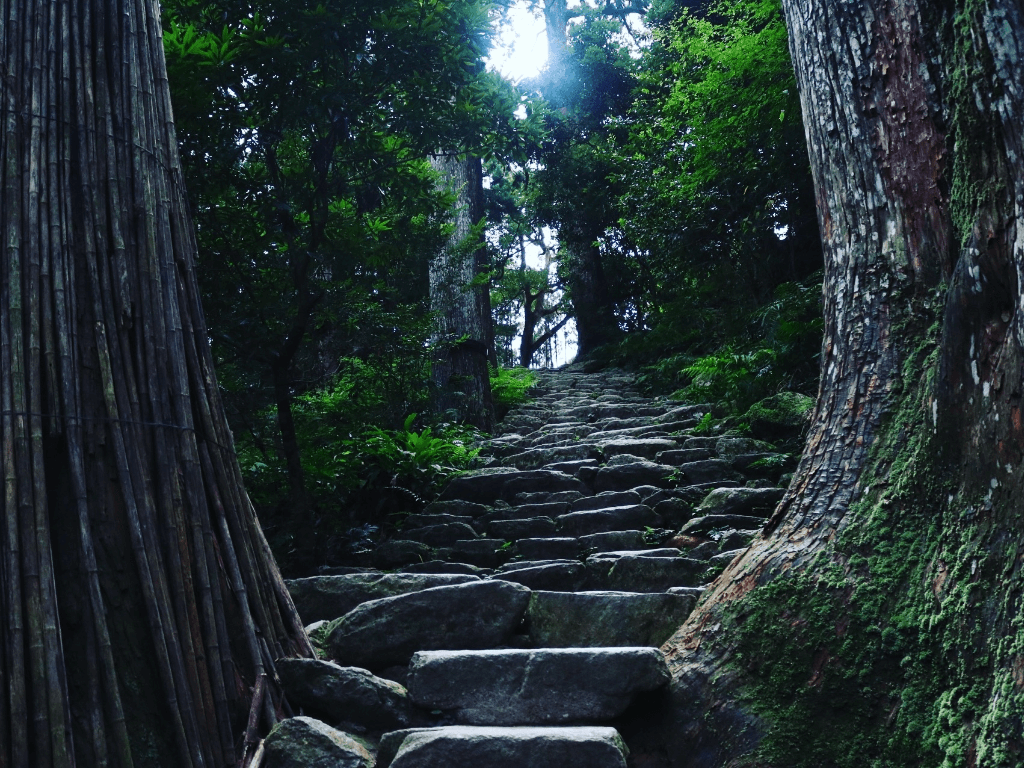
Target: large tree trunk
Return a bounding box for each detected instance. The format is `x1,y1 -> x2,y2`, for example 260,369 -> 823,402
429,153 -> 494,430
631,1 -> 1024,765
0,1 -> 311,766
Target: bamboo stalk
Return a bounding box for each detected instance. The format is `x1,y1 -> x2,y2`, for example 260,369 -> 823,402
241,673 -> 267,766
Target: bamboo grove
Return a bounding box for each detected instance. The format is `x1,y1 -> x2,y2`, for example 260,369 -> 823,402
0,0 -> 311,766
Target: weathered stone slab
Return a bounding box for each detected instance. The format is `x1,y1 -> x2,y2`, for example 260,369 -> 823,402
599,438 -> 680,460
277,658 -> 420,731
680,514 -> 767,536
447,539 -> 512,568
526,590 -> 697,647
515,537 -> 581,560
372,540 -> 435,570
263,717 -> 374,768
578,530 -> 646,551
399,522 -> 479,547
398,560 -> 490,576
379,726 -> 629,768
585,553 -> 703,592
544,459 -> 600,475
505,445 -> 597,470
287,573 -> 479,623
492,562 -> 586,592
512,490 -> 585,506
401,513 -> 475,529
571,490 -> 642,512
695,487 -> 785,517
422,499 -> 490,518
556,505 -> 659,536
440,469 -> 586,504
487,517 -> 558,539
406,648 -> 668,724
673,459 -> 743,485
326,580 -> 531,669
655,448 -> 713,465
593,461 -> 677,492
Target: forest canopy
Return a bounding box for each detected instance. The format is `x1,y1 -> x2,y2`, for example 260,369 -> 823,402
161,0 -> 822,574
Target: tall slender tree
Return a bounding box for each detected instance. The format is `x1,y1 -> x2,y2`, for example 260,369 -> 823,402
623,1 -> 1024,765
0,1 -> 310,766
429,153 -> 495,430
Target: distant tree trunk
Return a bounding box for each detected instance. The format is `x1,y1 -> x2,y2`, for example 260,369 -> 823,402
627,1 -> 1024,766
0,1 -> 311,766
564,238 -> 618,356
429,153 -> 494,430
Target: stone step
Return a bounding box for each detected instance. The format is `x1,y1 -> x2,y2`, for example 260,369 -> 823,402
439,468 -> 586,505
571,490 -> 642,512
398,522 -> 479,547
583,461 -> 677,492
264,717 -> 375,767
555,505 -> 661,536
695,486 -> 786,517
492,561 -> 586,591
525,590 -> 698,647
680,514 -> 768,536
277,658 -> 422,731
325,579 -> 531,670
379,724 -> 625,764
287,573 -> 480,623
585,551 -> 704,592
486,516 -> 558,539
405,647 -> 669,725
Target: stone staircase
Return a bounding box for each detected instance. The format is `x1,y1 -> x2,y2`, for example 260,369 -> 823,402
262,368 -> 796,767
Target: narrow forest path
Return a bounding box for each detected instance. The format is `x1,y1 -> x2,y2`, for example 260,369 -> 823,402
266,368 -> 795,767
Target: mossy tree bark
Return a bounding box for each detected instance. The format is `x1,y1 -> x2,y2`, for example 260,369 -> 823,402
640,1 -> 1024,765
429,153 -> 494,430
0,1 -> 312,766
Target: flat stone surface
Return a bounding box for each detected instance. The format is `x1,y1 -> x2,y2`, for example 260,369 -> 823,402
545,459 -> 600,474
398,561 -> 490,576
263,717 -> 374,768
556,505 -> 659,536
379,726 -> 629,768
571,490 -> 642,512
406,648 -> 669,724
673,459 -> 743,485
399,522 -> 479,547
585,553 -> 703,592
516,537 -> 581,560
696,487 -> 785,517
656,448 -> 713,465
326,580 -> 531,669
373,541 -> 436,570
715,437 -> 773,456
277,658 -> 420,731
512,490 -> 585,505
287,573 -> 479,623
506,445 -> 597,470
422,500 -> 490,518
401,513 -> 476,529
487,517 -> 558,540
448,539 -> 511,568
599,438 -> 680,460
491,562 -> 586,591
680,514 -> 767,535
441,469 -> 586,504
578,530 -> 646,551
593,462 -> 677,492
526,590 -> 697,647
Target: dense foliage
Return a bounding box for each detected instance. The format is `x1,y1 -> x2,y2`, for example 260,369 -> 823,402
163,0 -> 822,573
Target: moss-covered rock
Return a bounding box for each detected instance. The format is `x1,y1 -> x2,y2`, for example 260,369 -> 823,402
744,392 -> 814,440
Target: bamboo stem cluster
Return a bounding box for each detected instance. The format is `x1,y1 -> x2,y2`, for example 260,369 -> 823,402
0,0 -> 311,766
